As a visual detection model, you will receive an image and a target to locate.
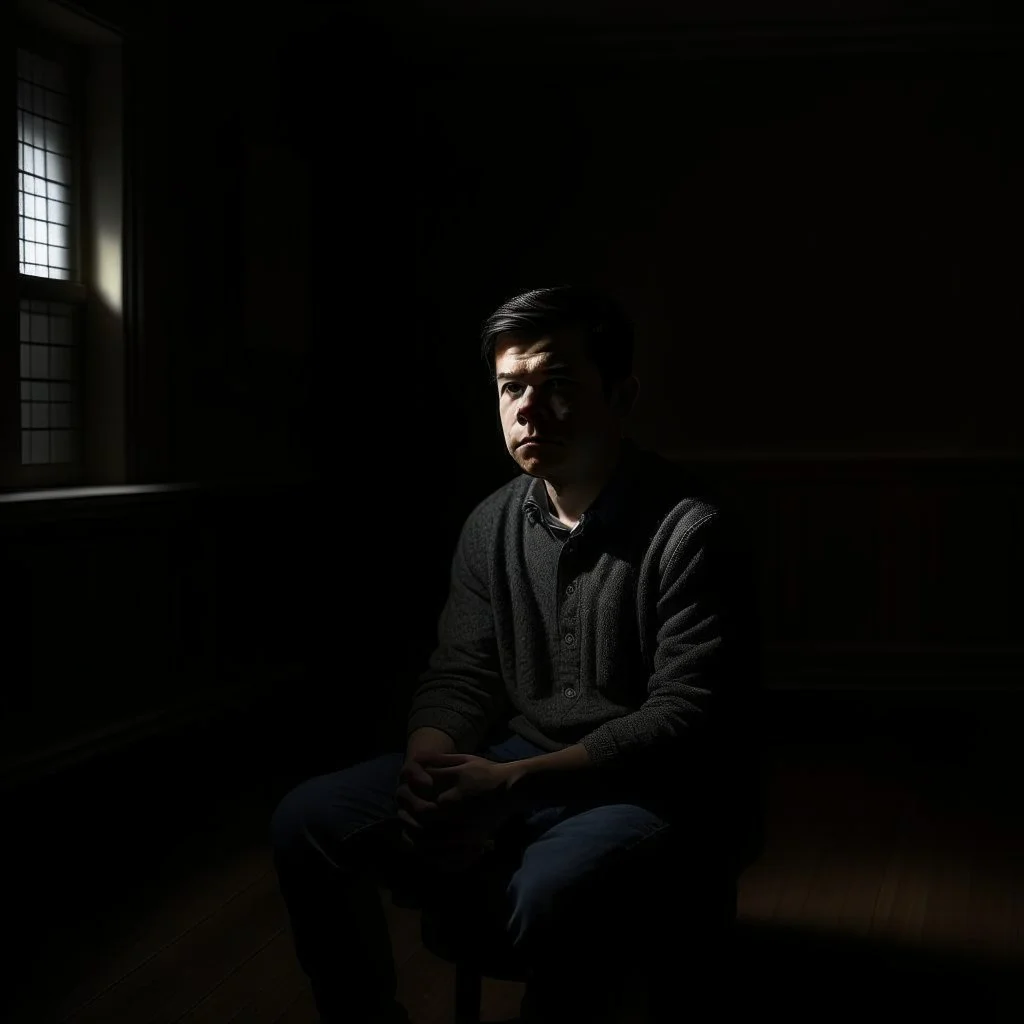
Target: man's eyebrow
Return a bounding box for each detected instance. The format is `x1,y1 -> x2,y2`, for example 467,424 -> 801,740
494,364 -> 574,381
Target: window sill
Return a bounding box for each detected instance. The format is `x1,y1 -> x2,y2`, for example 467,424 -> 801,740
0,482 -> 199,524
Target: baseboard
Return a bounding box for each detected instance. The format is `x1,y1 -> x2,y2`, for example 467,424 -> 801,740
0,665 -> 301,792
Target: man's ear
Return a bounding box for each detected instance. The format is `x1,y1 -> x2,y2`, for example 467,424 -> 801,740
612,375 -> 640,417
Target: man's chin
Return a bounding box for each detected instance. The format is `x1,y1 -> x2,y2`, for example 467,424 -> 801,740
513,443 -> 566,471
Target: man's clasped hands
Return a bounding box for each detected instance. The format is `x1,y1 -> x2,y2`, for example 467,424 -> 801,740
395,741 -> 524,873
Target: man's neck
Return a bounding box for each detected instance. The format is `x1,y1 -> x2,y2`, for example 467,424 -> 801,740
544,438 -> 624,527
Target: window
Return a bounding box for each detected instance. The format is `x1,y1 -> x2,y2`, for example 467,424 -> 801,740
16,43 -> 82,469
20,299 -> 77,465
5,3 -> 125,490
18,47 -> 74,282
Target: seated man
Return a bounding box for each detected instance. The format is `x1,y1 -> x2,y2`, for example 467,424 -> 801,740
271,284 -> 762,1024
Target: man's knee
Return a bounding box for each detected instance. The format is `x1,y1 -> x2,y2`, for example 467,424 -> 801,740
269,765 -> 399,875
270,778 -> 320,859
505,869 -> 592,956
505,856 -> 650,963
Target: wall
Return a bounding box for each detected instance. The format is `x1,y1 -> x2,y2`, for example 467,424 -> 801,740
120,4 -> 1024,714
0,483 -> 327,789
120,9 -> 314,485
297,8 -> 1024,695
400,47 -> 1023,457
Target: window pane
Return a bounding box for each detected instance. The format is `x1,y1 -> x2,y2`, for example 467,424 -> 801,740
45,92 -> 67,123
48,199 -> 70,225
19,301 -> 79,466
50,313 -> 71,346
50,347 -> 71,380
30,312 -> 48,341
40,58 -> 65,92
47,152 -> 69,185
30,114 -> 46,149
45,120 -> 67,155
30,345 -> 48,378
17,49 -> 74,280
51,431 -> 72,463
30,431 -> 49,464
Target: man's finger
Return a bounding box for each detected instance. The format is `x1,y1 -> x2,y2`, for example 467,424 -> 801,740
416,753 -> 466,766
402,761 -> 435,788
396,808 -> 423,832
396,784 -> 439,818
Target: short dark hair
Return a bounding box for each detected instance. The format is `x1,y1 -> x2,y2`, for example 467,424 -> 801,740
480,285 -> 634,394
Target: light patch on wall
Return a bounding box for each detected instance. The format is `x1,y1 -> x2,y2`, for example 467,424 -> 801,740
93,227 -> 122,315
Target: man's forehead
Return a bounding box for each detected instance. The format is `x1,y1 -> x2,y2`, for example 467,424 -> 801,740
494,329 -> 587,367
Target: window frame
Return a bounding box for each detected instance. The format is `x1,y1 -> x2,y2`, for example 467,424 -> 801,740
11,22 -> 87,486
17,24 -> 86,293
4,1 -> 127,493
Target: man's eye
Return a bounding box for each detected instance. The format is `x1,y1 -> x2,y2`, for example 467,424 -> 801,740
501,379 -> 571,395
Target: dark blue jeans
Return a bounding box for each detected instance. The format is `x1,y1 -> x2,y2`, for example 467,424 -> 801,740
270,732 -> 710,1023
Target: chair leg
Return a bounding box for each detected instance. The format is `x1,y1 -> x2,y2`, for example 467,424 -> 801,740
453,961 -> 482,1024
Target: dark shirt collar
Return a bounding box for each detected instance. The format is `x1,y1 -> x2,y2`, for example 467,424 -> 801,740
521,437 -> 645,535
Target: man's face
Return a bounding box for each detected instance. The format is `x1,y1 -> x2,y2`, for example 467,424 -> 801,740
494,329 -> 629,481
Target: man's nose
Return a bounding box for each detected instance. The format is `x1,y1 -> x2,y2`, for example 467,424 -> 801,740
516,388 -> 543,421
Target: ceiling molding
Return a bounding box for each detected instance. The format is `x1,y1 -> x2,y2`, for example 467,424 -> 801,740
355,10 -> 1024,63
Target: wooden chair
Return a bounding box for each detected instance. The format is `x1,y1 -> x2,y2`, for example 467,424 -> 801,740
394,835 -> 742,1024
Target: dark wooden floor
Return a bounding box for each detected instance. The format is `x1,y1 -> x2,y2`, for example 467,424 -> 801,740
4,690 -> 1024,1023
